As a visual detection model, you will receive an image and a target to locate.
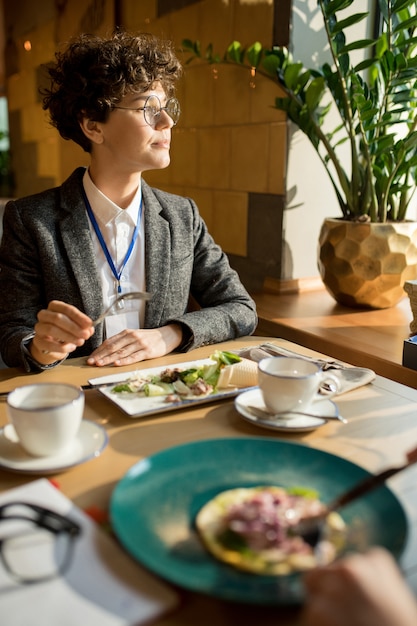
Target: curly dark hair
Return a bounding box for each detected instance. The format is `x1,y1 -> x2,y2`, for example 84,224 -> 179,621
41,30 -> 183,152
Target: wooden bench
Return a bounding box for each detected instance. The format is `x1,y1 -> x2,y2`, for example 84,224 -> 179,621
252,286 -> 417,389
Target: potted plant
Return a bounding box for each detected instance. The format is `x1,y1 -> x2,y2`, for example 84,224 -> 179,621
182,0 -> 417,308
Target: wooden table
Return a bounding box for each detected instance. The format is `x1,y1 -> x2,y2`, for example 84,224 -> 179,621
253,288 -> 417,388
1,335 -> 417,625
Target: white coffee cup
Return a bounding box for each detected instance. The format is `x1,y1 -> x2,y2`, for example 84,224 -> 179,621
258,356 -> 340,414
6,383 -> 84,457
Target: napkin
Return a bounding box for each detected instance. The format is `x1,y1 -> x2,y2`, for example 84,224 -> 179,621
0,479 -> 178,626
236,343 -> 376,396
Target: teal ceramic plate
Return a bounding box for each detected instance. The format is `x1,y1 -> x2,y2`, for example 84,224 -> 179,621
110,437 -> 408,605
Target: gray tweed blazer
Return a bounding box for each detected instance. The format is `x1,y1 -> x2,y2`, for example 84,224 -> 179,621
0,168 -> 257,368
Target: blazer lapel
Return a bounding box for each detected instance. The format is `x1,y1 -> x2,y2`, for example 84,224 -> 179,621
142,181 -> 171,327
59,170 -> 103,320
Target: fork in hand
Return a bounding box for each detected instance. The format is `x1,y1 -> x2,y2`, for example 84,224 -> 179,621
92,291 -> 152,327
291,445 -> 417,547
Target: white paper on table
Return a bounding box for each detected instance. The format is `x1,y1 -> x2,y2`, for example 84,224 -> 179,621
0,479 -> 179,626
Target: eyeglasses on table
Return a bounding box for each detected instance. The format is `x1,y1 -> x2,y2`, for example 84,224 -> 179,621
0,501 -> 81,584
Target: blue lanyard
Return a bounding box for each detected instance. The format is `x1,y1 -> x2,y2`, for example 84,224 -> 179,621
82,187 -> 143,293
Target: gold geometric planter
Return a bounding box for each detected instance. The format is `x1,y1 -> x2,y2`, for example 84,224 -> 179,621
318,218 -> 417,309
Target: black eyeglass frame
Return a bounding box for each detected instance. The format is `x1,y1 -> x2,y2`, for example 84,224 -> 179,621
0,501 -> 81,584
113,94 -> 181,126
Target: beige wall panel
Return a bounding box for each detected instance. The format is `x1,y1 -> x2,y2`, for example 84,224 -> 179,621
144,168 -> 171,188
212,190 -> 248,256
169,127 -> 199,186
197,127 -> 231,189
230,123 -> 270,193
197,0 -> 234,49
267,121 -> 286,195
37,137 -> 59,179
120,0 -> 157,29
212,65 -> 250,126
162,4 -> 200,45
55,0 -> 115,42
249,74 -> 286,123
22,22 -> 56,67
233,0 -> 273,45
147,14 -> 172,40
59,139 -> 87,182
7,72 -> 37,110
181,65 -> 215,128
21,104 -> 50,142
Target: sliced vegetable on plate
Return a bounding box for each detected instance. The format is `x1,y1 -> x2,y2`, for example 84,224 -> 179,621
111,350 -> 257,401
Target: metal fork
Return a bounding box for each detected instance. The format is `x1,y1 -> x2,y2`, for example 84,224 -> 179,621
92,291 -> 152,327
291,445 -> 417,547
258,342 -> 345,370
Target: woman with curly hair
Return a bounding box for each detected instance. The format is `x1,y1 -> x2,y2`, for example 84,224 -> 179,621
0,31 -> 257,370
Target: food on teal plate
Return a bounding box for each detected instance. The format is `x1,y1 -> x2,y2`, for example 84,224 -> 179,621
195,485 -> 346,575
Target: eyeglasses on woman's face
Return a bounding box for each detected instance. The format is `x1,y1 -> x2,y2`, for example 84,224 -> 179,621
0,501 -> 81,584
113,94 -> 181,127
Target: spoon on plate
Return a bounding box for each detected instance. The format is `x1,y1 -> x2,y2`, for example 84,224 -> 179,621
92,291 -> 152,327
246,404 -> 348,424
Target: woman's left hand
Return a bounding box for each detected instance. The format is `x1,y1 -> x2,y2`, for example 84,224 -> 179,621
87,324 -> 183,366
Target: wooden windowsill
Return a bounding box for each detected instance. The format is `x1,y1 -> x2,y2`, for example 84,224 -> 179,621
252,286 -> 417,389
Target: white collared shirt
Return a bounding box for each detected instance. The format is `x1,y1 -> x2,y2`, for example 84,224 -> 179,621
82,169 -> 146,337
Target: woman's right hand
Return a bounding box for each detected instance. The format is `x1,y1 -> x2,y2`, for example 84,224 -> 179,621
31,300 -> 94,364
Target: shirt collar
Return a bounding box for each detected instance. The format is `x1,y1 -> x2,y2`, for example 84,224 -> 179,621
82,169 -> 142,227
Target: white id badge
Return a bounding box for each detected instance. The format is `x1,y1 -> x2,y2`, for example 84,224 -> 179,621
105,311 -> 140,338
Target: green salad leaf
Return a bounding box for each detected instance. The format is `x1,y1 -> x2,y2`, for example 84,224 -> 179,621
112,383 -> 135,393
110,350 -> 242,395
212,350 -> 242,366
203,350 -> 242,389
287,486 -> 319,499
143,382 -> 174,396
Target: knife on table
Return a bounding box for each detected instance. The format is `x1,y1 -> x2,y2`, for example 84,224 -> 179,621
0,380 -> 122,399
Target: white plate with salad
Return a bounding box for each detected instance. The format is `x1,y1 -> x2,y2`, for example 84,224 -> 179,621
88,351 -> 258,418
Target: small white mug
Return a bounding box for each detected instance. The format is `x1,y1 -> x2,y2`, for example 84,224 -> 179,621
6,383 -> 84,457
258,356 -> 340,414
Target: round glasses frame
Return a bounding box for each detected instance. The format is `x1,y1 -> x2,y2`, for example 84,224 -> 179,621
0,501 -> 81,584
113,95 -> 180,127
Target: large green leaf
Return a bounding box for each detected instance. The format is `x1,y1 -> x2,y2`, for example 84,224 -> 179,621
283,63 -> 304,90
330,12 -> 368,35
305,78 -> 326,109
247,42 -> 263,68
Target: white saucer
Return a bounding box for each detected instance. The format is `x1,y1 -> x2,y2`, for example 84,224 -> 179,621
235,388 -> 339,432
0,420 -> 108,474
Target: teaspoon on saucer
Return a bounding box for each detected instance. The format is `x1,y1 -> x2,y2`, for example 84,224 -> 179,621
246,404 -> 348,424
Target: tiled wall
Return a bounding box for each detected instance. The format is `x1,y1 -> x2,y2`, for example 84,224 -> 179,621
4,1 -> 113,196
6,18 -> 60,196
4,0 -> 288,291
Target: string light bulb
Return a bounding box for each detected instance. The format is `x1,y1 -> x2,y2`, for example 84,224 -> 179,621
249,66 -> 256,89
